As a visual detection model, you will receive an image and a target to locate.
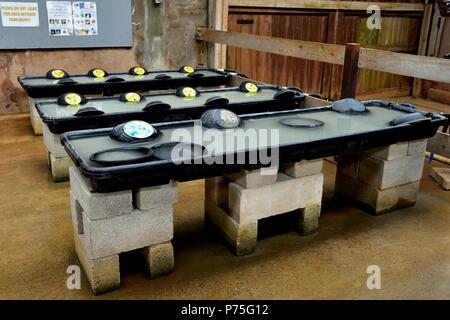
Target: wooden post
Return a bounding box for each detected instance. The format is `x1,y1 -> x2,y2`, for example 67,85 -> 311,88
340,43 -> 361,99
206,0 -> 228,68
413,1 -> 434,97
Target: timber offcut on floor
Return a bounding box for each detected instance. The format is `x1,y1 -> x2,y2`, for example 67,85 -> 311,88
0,114 -> 449,299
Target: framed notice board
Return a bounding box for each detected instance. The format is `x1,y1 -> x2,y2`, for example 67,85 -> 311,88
0,0 -> 132,49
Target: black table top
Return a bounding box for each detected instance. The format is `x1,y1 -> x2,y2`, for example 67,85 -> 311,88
18,67 -> 231,98
62,102 -> 446,193
37,85 -> 305,133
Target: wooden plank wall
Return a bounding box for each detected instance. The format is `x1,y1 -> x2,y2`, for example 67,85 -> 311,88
227,12 -> 328,94
226,1 -> 425,99
227,11 -> 328,94
425,16 -> 450,104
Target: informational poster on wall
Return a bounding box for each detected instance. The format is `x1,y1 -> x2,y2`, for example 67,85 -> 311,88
46,1 -> 73,36
0,2 -> 39,27
72,1 -> 97,36
0,0 -> 131,49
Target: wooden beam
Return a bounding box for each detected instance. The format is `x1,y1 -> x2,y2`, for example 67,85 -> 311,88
341,43 -> 361,99
198,28 -> 450,85
359,48 -> 450,84
413,3 -> 434,97
197,28 -> 346,65
356,87 -> 410,101
428,87 -> 450,105
373,45 -> 417,53
228,0 -> 425,12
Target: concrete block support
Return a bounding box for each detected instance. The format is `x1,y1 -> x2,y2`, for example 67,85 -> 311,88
226,166 -> 278,189
408,139 -> 427,155
28,98 -> 43,136
74,233 -> 120,296
228,173 -> 323,224
335,140 -> 426,214
69,166 -> 133,220
49,153 -> 72,183
43,124 -> 72,182
69,166 -> 177,294
358,153 -> 425,190
141,241 -> 175,279
281,159 -> 323,178
430,167 -> 450,190
134,181 -> 178,210
81,206 -> 174,259
205,165 -> 323,256
43,124 -> 67,158
335,173 -> 420,215
205,200 -> 258,256
364,142 -> 408,161
297,204 -> 322,236
205,176 -> 229,205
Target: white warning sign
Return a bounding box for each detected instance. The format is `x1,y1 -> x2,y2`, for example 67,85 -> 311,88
0,2 -> 39,27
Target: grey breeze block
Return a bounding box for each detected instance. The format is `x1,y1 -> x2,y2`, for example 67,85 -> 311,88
73,231 -> 120,295
335,140 -> 426,214
228,172 -> 323,224
205,169 -> 323,255
28,97 -> 43,136
335,173 -> 420,215
70,166 -> 134,220
49,153 -> 72,182
71,191 -> 174,260
281,159 -> 323,178
226,166 -> 279,189
43,124 -> 67,158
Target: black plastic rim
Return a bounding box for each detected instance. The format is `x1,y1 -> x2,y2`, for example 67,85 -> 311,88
155,74 -> 172,80
105,77 -> 126,83
90,147 -> 154,166
57,78 -> 77,85
74,107 -> 105,117
279,117 -> 325,128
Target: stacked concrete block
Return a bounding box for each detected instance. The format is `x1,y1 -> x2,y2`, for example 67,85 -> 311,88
430,167 -> 450,190
69,166 -> 178,295
427,128 -> 450,190
43,124 -> 71,182
205,163 -> 323,256
28,98 -> 44,135
335,140 -> 427,215
281,159 -> 323,178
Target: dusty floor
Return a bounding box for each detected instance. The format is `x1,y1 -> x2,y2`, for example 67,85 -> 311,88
0,114 -> 449,300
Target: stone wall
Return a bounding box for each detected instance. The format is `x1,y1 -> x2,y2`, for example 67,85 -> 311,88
0,0 -> 207,115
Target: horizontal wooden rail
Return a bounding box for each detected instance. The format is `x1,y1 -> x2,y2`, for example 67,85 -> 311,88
228,0 -> 425,11
197,28 -> 450,85
359,48 -> 450,84
197,28 -> 345,65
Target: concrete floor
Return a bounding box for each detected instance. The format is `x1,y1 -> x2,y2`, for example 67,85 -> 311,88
1,114 -> 449,300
